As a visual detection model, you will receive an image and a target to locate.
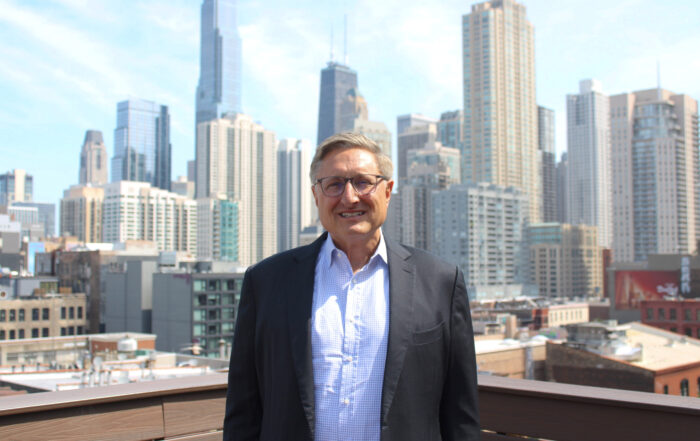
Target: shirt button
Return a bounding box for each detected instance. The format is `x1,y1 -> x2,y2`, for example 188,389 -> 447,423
343,398 -> 350,405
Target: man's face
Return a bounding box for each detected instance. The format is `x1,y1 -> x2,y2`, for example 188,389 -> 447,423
312,147 -> 393,249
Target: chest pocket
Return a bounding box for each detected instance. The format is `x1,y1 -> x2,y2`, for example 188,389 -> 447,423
412,321 -> 444,345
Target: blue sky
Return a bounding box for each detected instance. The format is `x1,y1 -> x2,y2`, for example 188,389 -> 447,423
1,0 -> 699,207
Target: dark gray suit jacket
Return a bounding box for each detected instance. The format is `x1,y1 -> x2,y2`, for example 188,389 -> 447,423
224,233 -> 480,441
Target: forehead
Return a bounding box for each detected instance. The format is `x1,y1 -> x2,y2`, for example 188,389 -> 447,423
319,147 -> 379,174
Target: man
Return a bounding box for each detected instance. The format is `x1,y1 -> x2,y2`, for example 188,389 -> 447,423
224,133 -> 480,441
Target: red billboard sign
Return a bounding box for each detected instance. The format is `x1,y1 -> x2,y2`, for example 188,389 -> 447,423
615,270 -> 679,310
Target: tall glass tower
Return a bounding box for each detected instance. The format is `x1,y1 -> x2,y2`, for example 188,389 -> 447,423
316,61 -> 358,145
111,99 -> 171,190
196,0 -> 242,125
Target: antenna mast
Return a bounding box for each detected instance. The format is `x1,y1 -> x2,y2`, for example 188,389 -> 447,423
343,14 -> 348,65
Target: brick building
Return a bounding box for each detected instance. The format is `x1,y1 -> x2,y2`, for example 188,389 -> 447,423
547,321 -> 700,396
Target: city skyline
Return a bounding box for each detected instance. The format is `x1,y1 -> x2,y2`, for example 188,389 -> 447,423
1,0 -> 699,206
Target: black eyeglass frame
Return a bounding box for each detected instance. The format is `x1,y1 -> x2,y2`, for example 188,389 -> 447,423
314,174 -> 389,197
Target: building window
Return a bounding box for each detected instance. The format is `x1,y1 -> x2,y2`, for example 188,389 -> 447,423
68,326 -> 75,335
61,307 -> 66,319
646,308 -> 653,320
9,330 -> 15,340
32,328 -> 39,338
658,308 -> 665,320
681,379 -> 689,396
77,307 -> 83,319
685,328 -> 692,337
42,328 -> 49,337
193,280 -> 206,292
0,330 -> 4,340
670,309 -> 677,320
0,310 -> 5,321
69,307 -> 75,319
226,279 -> 238,291
32,308 -> 39,321
18,329 -> 24,339
195,295 -> 207,307
670,326 -> 677,333
9,309 -> 16,321
208,280 -> 221,291
684,309 -> 691,321
696,310 -> 700,321
77,326 -> 83,335
42,308 -> 49,320
18,309 -> 25,321
61,327 -> 66,336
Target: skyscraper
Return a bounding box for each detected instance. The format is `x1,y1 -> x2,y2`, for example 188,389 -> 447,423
196,113 -> 277,265
102,181 -> 197,253
277,139 -> 313,252
79,130 -> 108,186
437,110 -> 464,150
431,183 -> 529,291
111,99 -> 171,191
462,0 -> 539,222
566,80 -> 611,248
397,123 -> 437,181
195,0 -> 242,125
317,61 -> 358,144
610,88 -> 699,262
0,169 -> 32,206
395,142 -> 460,250
538,106 -> 557,223
60,185 -> 104,242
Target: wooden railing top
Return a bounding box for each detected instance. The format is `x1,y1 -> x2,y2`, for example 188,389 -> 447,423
0,372 -> 228,417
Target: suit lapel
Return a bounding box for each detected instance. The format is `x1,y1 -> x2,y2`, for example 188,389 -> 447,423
381,238 -> 415,424
287,233 -> 326,438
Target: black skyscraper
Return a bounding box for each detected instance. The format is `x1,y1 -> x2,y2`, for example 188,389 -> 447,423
316,61 -> 358,145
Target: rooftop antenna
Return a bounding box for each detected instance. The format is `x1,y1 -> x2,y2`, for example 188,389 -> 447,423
330,24 -> 335,62
343,14 -> 348,65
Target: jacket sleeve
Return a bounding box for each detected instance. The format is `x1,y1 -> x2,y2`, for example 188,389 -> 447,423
440,266 -> 481,441
224,267 -> 262,441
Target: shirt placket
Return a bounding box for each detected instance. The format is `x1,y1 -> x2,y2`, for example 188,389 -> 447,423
337,267 -> 364,439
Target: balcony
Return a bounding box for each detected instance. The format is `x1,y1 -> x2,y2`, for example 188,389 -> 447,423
0,374 -> 698,440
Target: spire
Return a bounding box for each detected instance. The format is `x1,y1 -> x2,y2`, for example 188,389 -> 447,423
343,14 -> 348,65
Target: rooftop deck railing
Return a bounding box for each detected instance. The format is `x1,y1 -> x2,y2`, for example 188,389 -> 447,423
0,373 -> 699,440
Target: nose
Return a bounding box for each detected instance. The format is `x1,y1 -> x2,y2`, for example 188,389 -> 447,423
340,180 -> 360,203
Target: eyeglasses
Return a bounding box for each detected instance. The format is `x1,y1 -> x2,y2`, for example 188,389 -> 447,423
315,174 -> 388,197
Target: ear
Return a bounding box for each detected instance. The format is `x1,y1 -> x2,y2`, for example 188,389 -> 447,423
385,180 -> 394,204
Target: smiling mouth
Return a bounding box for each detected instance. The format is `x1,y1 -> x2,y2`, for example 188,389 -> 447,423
340,212 -> 365,218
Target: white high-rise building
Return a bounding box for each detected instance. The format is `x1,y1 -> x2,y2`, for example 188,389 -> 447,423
102,181 -> 197,253
462,0 -> 539,222
277,138 -> 315,252
196,113 -> 277,265
610,88 -> 699,262
431,183 -> 529,289
566,79 -> 612,248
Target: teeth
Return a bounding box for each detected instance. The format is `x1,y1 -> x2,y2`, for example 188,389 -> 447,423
340,212 -> 363,218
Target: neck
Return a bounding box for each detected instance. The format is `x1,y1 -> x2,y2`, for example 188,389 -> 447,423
331,231 -> 381,273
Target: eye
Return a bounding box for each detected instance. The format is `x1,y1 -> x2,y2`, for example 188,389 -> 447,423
323,178 -> 344,192
354,176 -> 373,190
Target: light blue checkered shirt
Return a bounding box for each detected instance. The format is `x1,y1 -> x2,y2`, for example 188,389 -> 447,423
311,233 -> 389,441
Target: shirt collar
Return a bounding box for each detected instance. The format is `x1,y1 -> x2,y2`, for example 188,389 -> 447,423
320,231 -> 388,271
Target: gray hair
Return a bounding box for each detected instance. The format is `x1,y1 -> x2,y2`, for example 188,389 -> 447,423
309,132 -> 393,183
